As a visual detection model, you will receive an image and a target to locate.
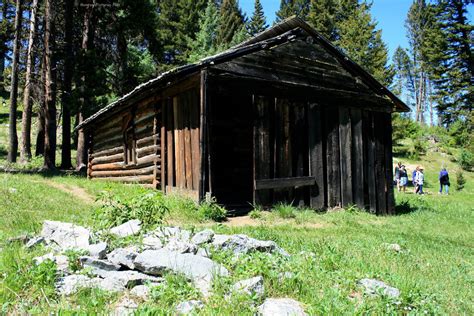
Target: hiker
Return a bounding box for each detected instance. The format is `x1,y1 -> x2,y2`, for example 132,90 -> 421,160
412,166 -> 419,193
394,162 -> 402,191
415,167 -> 425,194
439,168 -> 450,195
399,165 -> 408,192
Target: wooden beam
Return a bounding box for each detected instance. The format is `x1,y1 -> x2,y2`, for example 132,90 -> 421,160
308,103 -> 325,209
255,176 -> 315,190
351,109 -> 365,209
339,107 -> 353,206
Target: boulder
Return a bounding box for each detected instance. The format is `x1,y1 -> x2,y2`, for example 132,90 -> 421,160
258,298 -> 307,316
110,220 -> 141,238
164,238 -> 197,254
175,300 -> 204,315
142,236 -> 164,249
56,274 -> 97,295
25,236 -> 45,249
87,242 -> 108,259
96,277 -> 126,292
41,220 -> 90,250
130,285 -> 151,300
232,276 -> 264,298
134,249 -> 228,296
79,256 -> 121,277
216,234 -> 288,256
358,278 -> 400,299
211,234 -> 232,247
191,229 -> 214,245
107,247 -> 139,270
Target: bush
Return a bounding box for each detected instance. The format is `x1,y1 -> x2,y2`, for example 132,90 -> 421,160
198,197 -> 227,222
94,190 -> 169,229
455,171 -> 466,191
457,149 -> 474,171
273,202 -> 296,219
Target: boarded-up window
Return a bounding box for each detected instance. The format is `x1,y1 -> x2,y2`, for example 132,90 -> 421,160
123,114 -> 137,165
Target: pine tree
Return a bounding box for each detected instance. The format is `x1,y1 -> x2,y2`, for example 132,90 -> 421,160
248,0 -> 268,36
307,0 -> 336,40
275,0 -> 310,22
392,46 -> 412,99
187,0 -> 221,62
336,1 -> 393,86
216,0 -> 245,47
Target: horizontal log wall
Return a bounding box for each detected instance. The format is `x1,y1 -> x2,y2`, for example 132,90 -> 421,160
88,95 -> 161,186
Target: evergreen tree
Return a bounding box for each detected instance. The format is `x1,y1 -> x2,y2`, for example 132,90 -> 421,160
248,0 -> 268,36
307,0 -> 336,40
275,0 -> 310,22
336,1 -> 393,86
392,46 -> 413,100
187,0 -> 221,62
216,0 -> 245,47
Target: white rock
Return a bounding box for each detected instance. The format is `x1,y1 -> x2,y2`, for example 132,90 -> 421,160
153,226 -> 191,242
107,247 -> 139,270
216,234 -> 289,256
278,272 -> 295,281
142,236 -> 164,249
130,285 -> 150,300
41,220 -> 90,250
358,278 -> 400,299
8,188 -> 17,193
191,229 -> 214,245
33,252 -> 55,265
97,277 -> 126,292
25,236 -> 45,249
196,247 -> 210,258
164,238 -> 197,254
134,249 -> 228,296
87,242 -> 108,259
55,255 -> 70,274
386,243 -> 402,252
175,300 -> 204,315
101,270 -> 163,288
110,219 -> 141,238
79,256 -> 121,277
258,298 -> 307,316
56,275 -> 96,295
211,234 -> 232,247
232,276 -> 264,298
113,297 -> 139,316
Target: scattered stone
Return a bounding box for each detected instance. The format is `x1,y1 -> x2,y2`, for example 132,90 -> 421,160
191,229 -> 214,245
134,249 -> 228,296
142,236 -> 164,249
358,278 -> 400,299
79,256 -> 121,277
41,221 -> 90,250
153,226 -> 191,242
7,234 -> 29,244
164,238 -> 197,254
257,298 -> 307,316
55,255 -> 70,274
113,297 -> 139,316
196,247 -> 211,258
87,242 -> 108,259
97,277 -> 126,292
8,188 -> 17,194
217,234 -> 289,256
110,219 -> 141,238
33,252 -> 55,265
25,236 -> 45,249
101,270 -> 163,288
385,243 -> 402,253
107,247 -> 139,270
56,274 -> 96,295
211,234 -> 232,248
130,285 -> 150,300
232,276 -> 264,298
175,300 -> 204,315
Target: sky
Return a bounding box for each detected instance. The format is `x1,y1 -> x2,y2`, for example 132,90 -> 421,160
239,0 -> 474,59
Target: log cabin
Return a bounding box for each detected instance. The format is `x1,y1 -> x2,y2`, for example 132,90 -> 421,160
77,17 -> 409,215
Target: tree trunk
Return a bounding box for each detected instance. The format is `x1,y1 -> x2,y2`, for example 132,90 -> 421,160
60,0 -> 74,169
20,0 -> 38,162
76,0 -> 94,171
43,0 -> 57,170
0,0 -> 9,93
7,0 -> 22,163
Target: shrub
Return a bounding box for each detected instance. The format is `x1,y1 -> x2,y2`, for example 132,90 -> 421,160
198,197 -> 227,222
457,149 -> 473,171
273,202 -> 296,219
249,209 -> 263,219
455,171 -> 466,191
94,190 -> 169,229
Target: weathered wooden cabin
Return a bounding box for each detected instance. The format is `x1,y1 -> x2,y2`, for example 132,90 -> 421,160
77,17 -> 409,215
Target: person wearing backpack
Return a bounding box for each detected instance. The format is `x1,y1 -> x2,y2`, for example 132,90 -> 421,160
439,168 -> 450,195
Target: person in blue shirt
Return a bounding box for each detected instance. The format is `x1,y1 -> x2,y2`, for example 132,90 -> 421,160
412,166 -> 419,193
439,168 -> 450,195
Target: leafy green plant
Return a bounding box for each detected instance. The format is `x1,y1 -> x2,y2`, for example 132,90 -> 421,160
273,202 -> 297,219
64,249 -> 88,273
29,259 -> 57,297
455,171 -> 466,191
198,196 -> 227,222
249,209 -> 263,219
94,190 -> 169,229
457,149 -> 473,171
150,273 -> 200,306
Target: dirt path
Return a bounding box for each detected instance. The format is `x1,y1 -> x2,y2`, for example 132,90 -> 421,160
32,179 -> 95,204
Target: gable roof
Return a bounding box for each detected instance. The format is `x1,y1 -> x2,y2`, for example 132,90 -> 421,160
77,17 -> 409,131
